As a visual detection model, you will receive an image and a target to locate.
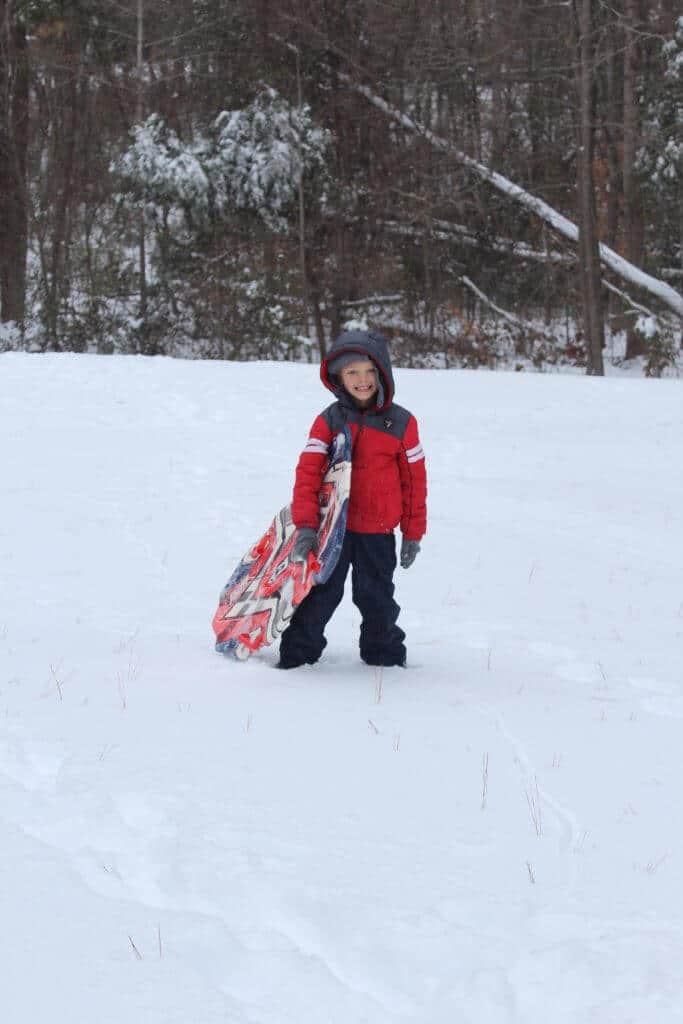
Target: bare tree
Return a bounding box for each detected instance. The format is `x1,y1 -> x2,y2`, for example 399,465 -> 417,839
622,0 -> 645,358
0,0 -> 28,325
136,0 -> 148,340
573,0 -> 605,374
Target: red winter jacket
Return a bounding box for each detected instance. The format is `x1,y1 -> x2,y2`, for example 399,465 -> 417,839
291,331 -> 427,541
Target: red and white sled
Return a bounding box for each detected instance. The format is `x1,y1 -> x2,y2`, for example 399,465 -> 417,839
212,429 -> 351,660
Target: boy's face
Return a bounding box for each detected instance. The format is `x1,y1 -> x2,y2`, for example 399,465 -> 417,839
339,358 -> 379,409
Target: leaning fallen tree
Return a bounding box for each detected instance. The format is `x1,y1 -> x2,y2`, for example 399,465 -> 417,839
381,219 -> 574,265
344,78 -> 683,320
273,33 -> 682,328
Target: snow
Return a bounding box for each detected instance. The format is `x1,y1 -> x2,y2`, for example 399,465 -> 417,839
2,351 -> 683,1022
636,314 -> 659,341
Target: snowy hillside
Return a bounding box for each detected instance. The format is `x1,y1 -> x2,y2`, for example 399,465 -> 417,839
2,352 -> 682,1023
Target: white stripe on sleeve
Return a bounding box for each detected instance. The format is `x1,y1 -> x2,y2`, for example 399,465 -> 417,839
303,437 -> 329,456
406,443 -> 425,463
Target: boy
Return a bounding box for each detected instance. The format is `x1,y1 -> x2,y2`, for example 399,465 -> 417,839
278,329 -> 427,669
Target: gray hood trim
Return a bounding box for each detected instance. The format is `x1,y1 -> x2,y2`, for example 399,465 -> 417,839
320,330 -> 394,411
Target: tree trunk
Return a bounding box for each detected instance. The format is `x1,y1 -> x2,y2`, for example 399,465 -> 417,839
603,32 -> 620,250
622,0 -> 645,358
574,0 -> 605,375
46,36 -> 81,350
0,4 -> 29,326
304,247 -> 326,360
136,0 -> 149,351
294,49 -> 314,348
487,0 -> 505,169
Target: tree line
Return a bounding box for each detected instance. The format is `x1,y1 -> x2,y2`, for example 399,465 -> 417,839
1,0 -> 681,374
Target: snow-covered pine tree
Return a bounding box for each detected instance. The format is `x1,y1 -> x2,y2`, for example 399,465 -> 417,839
115,87 -> 330,234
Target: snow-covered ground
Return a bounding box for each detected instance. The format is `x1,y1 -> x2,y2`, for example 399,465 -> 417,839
2,351 -> 682,1023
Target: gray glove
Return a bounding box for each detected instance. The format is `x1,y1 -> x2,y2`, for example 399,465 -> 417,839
400,538 -> 421,569
292,526 -> 318,563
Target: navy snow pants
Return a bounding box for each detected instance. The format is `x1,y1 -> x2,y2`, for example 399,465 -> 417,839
279,531 -> 406,667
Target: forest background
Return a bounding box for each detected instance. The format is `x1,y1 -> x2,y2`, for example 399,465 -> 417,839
0,0 -> 681,376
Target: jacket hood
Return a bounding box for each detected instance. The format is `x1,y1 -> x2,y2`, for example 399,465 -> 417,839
320,330 -> 394,412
